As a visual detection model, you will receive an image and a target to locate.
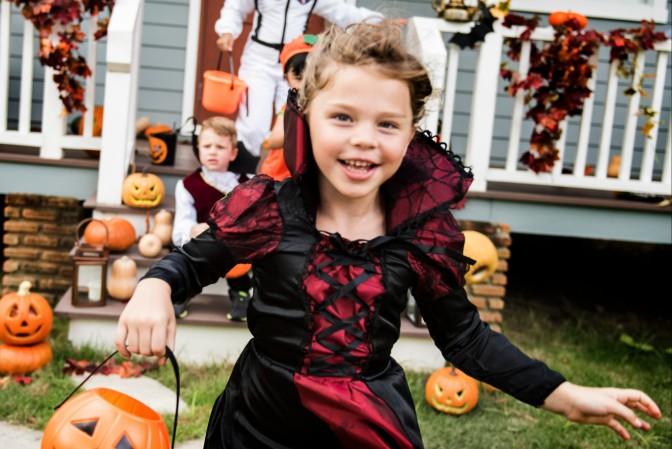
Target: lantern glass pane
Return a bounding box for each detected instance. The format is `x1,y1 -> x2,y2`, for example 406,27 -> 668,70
76,265 -> 105,304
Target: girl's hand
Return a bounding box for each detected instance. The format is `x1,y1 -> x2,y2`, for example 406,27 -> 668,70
114,278 -> 176,359
217,33 -> 235,52
542,382 -> 662,440
190,222 -> 209,238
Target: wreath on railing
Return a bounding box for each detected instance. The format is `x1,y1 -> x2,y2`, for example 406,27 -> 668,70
499,13 -> 668,173
8,0 -> 115,114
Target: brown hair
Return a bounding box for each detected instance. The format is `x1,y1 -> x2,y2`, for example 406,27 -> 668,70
199,116 -> 237,144
299,21 -> 433,125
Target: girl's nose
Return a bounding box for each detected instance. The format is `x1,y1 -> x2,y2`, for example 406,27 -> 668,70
350,124 -> 377,149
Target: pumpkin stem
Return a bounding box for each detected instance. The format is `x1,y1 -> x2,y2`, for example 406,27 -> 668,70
18,280 -> 32,296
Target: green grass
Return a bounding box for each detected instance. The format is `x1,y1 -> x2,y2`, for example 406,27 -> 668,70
1,291 -> 670,449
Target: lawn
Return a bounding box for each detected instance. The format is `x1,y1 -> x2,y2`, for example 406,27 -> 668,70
1,236 -> 670,448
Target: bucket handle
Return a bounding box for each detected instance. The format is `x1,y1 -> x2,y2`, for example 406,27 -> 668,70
54,346 -> 181,449
216,51 -> 238,91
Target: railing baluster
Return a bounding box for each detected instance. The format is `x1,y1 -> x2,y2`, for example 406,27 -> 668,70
639,50 -> 667,182
573,53 -> 599,176
552,119 -> 567,176
0,1 -> 10,133
596,60 -> 620,179
18,20 -> 34,134
81,15 -> 99,138
440,43 -> 460,148
505,39 -> 531,172
619,50 -> 646,179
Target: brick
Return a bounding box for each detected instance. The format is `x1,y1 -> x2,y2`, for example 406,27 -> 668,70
479,311 -> 503,323
460,220 -> 496,234
61,210 -> 83,223
37,278 -> 71,291
490,273 -> 507,286
496,260 -> 508,272
4,247 -> 41,259
22,208 -> 59,221
5,194 -> 44,206
41,250 -> 73,263
3,275 -> 38,288
467,295 -> 487,309
497,223 -> 511,233
59,265 -> 74,277
4,220 -> 40,233
24,235 -> 60,248
470,284 -> 506,297
44,196 -> 79,208
3,260 -> 21,272
497,247 -> 511,259
21,261 -> 60,274
42,223 -> 78,236
3,233 -> 20,245
4,206 -> 21,218
490,234 -> 512,247
488,298 -> 505,310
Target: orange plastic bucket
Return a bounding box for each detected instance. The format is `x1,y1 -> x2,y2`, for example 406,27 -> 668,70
202,52 -> 247,115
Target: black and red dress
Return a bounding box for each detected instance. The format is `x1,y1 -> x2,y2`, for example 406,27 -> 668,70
143,96 -> 565,449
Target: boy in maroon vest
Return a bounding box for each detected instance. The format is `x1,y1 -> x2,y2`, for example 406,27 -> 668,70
172,116 -> 253,320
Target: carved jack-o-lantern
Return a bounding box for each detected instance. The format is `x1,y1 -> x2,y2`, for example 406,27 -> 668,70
0,281 -> 53,346
425,366 -> 479,415
121,171 -> 165,209
41,387 -> 170,449
462,230 -> 499,285
149,135 -> 169,164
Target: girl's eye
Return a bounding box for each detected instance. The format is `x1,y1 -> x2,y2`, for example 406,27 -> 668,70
332,114 -> 351,122
379,121 -> 398,129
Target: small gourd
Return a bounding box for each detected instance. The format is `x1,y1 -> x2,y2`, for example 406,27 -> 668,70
138,233 -> 163,258
151,209 -> 173,246
107,256 -> 138,301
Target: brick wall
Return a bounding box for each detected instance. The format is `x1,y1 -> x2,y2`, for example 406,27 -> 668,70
459,220 -> 511,333
2,194 -> 84,304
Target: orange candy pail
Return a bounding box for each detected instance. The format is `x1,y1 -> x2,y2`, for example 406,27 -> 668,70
202,70 -> 248,115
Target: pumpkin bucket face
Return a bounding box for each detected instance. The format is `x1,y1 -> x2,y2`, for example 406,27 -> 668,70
425,367 -> 479,415
0,284 -> 53,345
122,173 -> 166,209
41,387 -> 170,449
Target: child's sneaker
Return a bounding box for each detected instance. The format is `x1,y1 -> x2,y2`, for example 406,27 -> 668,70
226,290 -> 250,322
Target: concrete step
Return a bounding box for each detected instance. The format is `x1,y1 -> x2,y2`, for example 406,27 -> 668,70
54,288 -> 444,371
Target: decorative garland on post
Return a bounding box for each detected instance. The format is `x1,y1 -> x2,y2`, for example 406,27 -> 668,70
9,0 -> 115,114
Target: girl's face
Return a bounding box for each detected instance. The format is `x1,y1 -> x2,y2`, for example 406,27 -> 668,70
198,128 -> 237,172
307,65 -> 415,205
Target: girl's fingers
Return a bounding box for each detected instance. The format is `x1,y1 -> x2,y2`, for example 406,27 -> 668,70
114,323 -> 130,358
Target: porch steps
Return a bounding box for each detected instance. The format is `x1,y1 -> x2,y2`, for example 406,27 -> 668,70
54,289 -> 443,371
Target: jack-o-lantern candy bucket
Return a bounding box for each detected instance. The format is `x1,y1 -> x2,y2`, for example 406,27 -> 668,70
425,366 -> 479,415
41,387 -> 170,449
146,125 -> 177,166
42,347 -> 180,449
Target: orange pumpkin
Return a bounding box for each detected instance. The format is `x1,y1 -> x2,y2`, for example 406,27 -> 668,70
425,366 -> 479,415
121,171 -> 165,209
0,281 -> 53,346
83,218 -> 137,253
41,387 -> 170,449
77,105 -> 104,136
226,264 -> 252,279
0,341 -> 53,374
462,230 -> 498,285
548,11 -> 588,29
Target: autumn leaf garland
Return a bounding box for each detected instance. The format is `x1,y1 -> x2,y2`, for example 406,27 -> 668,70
10,0 -> 115,114
500,15 -> 668,173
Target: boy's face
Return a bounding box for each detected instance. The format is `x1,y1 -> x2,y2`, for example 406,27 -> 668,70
286,70 -> 302,90
198,128 -> 237,172
307,64 -> 415,205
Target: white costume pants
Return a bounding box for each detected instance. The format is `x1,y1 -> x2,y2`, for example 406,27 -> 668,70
236,40 -> 289,156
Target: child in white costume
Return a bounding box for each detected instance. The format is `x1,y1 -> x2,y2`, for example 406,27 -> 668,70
215,0 -> 383,158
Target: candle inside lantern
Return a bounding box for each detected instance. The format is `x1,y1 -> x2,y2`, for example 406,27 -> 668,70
88,280 -> 102,301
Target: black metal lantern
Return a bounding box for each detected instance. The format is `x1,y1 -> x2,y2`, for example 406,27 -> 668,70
71,218 -> 109,307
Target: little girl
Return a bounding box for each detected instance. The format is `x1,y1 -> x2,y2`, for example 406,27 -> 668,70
116,21 -> 661,449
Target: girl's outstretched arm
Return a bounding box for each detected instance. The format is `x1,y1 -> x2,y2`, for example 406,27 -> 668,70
114,278 -> 176,359
542,382 -> 662,440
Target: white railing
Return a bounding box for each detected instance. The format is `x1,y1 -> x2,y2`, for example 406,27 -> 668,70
0,0 -> 142,205
407,17 -> 672,197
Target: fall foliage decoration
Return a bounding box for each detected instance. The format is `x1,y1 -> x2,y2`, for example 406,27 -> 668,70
122,170 -> 166,209
83,217 -> 137,252
0,281 -> 54,375
500,15 -> 668,172
41,387 -> 171,449
462,231 -> 498,284
62,356 -> 158,378
10,0 -> 115,114
425,366 -> 480,415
